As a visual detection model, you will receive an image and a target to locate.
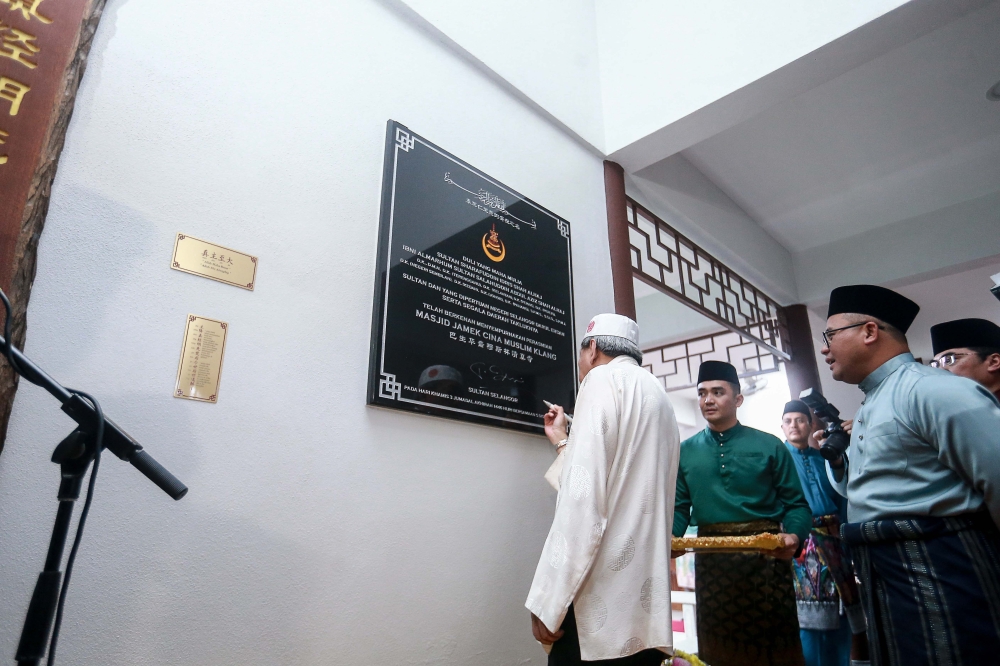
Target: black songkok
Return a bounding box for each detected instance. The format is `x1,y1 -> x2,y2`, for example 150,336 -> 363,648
827,284 -> 920,334
697,360 -> 739,385
783,400 -> 811,418
931,318 -> 1000,355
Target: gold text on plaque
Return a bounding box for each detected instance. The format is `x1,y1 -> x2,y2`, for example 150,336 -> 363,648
171,233 -> 258,290
173,315 -> 229,403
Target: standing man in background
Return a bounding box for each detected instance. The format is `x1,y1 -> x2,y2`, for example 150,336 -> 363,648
673,360 -> 811,666
526,314 -> 680,665
930,318 -> 1000,400
821,284 -> 1000,666
782,401 -> 865,666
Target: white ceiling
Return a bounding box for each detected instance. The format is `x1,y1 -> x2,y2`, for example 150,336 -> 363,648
674,1 -> 1000,253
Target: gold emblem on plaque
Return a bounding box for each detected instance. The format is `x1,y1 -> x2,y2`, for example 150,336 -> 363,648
173,314 -> 229,403
171,234 -> 257,290
482,224 -> 505,262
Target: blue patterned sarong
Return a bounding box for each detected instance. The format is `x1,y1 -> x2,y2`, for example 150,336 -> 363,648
842,511 -> 1000,666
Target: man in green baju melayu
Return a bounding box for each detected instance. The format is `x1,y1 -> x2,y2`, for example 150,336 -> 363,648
673,360 -> 811,666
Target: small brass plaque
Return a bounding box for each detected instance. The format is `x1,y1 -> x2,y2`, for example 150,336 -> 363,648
174,315 -> 229,403
171,234 -> 257,290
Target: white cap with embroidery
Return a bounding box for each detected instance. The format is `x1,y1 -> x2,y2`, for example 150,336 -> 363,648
583,313 -> 639,345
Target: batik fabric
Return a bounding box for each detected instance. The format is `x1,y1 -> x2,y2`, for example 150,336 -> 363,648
695,520 -> 804,666
792,515 -> 864,633
842,511 -> 1000,666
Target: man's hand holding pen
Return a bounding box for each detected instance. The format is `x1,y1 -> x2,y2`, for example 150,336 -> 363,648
543,402 -> 569,448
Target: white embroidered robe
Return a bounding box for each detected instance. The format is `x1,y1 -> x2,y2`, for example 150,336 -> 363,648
526,356 -> 680,661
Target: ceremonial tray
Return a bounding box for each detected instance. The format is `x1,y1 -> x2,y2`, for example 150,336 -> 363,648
671,533 -> 784,553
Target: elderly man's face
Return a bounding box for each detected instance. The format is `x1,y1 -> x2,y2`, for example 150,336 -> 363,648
821,314 -> 877,384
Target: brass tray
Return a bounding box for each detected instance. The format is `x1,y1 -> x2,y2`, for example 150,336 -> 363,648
672,533 -> 784,553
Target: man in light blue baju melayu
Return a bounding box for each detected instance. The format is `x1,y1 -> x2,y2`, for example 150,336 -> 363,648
819,284 -> 1000,666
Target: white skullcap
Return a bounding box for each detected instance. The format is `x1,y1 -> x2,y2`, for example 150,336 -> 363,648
584,314 -> 639,345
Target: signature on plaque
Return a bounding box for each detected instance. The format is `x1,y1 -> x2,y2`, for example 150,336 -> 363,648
470,361 -> 524,384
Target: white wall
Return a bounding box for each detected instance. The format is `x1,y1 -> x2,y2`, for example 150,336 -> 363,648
0,1 -> 613,664
397,0 -> 606,151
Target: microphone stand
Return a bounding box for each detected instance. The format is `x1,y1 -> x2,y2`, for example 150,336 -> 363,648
0,332 -> 187,664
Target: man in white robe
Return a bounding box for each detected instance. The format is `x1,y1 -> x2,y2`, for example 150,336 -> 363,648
526,313 -> 681,665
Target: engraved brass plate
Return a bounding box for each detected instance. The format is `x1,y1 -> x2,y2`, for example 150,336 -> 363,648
171,234 -> 257,290
174,315 -> 229,403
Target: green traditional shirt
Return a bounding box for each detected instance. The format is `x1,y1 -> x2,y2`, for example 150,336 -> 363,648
672,422 -> 812,542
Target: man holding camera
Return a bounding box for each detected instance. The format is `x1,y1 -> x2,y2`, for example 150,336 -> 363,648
820,284 -> 1000,666
929,318 -> 1000,400
782,400 -> 865,666
674,360 -> 811,666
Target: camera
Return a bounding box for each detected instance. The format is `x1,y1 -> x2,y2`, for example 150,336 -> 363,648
798,388 -> 851,462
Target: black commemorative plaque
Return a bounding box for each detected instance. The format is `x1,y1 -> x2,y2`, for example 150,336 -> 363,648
367,121 -> 576,432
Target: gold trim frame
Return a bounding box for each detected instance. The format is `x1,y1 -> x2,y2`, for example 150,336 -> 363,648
170,234 -> 258,291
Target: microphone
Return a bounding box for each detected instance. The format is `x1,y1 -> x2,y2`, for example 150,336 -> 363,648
0,332 -> 187,500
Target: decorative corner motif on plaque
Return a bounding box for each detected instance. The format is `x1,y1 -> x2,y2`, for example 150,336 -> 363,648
379,373 -> 401,400
171,234 -> 258,291
557,220 -> 570,238
176,389 -> 183,397
209,395 -> 217,402
395,129 -> 415,152
188,315 -> 197,322
219,323 -> 227,330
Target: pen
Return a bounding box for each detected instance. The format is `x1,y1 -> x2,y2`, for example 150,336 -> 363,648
543,400 -> 573,424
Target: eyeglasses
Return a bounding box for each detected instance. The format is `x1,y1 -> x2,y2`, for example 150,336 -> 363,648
930,353 -> 973,368
822,321 -> 883,346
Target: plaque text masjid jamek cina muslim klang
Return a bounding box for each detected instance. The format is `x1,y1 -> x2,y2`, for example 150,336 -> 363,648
367,121 -> 576,433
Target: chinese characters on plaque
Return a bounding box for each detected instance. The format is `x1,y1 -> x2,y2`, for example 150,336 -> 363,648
367,122 -> 576,433
1,1 -> 71,194
0,0 -> 51,167
171,234 -> 258,290
174,315 -> 229,403
0,0 -> 100,289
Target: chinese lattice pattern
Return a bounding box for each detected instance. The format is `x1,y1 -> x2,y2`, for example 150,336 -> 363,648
626,198 -> 789,360
642,329 -> 781,392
